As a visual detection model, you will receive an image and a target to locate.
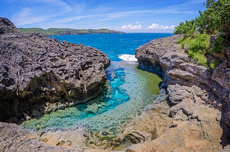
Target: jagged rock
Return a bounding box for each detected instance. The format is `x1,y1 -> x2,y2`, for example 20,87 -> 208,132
0,122 -> 121,152
121,34 -> 230,151
116,89 -> 172,144
0,122 -> 84,152
125,118 -> 223,152
22,123 -> 99,149
0,17 -> 20,34
135,34 -> 228,118
0,18 -> 110,122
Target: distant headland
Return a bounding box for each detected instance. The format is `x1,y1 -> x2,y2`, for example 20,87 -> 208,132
19,28 -> 124,36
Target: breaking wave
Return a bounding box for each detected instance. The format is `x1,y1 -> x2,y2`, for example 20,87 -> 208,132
118,54 -> 138,62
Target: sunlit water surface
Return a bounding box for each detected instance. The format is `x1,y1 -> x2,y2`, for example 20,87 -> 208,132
23,33 -> 173,136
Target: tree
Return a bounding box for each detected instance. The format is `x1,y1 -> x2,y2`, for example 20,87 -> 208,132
205,0 -> 217,8
173,20 -> 196,37
204,0 -> 230,46
194,11 -> 208,34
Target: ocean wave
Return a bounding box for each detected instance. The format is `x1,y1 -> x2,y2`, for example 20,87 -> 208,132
118,54 -> 138,62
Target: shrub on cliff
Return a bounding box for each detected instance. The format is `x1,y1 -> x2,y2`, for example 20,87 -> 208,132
174,0 -> 229,68
210,36 -> 225,53
174,20 -> 196,38
188,34 -> 210,66
204,0 -> 230,44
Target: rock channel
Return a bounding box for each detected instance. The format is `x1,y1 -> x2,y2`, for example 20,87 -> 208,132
1,17 -> 230,152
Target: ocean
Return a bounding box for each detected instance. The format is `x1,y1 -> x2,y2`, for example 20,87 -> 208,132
50,33 -> 173,61
23,33 -> 173,136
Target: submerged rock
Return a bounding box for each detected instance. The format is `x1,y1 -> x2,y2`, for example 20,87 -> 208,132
0,17 -> 110,122
84,103 -> 99,114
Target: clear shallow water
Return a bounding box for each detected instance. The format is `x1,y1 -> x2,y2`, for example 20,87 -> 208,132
23,33 -> 172,136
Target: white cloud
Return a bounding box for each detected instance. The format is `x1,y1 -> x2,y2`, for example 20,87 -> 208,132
12,8 -> 49,26
121,24 -> 142,30
169,25 -> 175,29
136,21 -> 139,24
147,23 -> 175,30
11,0 -> 85,26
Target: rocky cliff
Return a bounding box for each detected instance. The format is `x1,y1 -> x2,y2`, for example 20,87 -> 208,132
115,34 -> 230,151
1,16 -> 230,152
0,17 -> 110,122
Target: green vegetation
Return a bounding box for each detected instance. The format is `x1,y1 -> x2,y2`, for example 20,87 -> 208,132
174,0 -> 229,69
19,28 -> 124,36
98,135 -> 115,142
210,36 -> 225,53
210,60 -> 221,69
187,34 -> 210,66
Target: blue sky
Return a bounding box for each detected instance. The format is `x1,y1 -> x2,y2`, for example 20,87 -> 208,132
0,0 -> 206,33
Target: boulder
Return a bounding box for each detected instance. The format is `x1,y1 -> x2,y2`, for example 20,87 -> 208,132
0,18 -> 110,122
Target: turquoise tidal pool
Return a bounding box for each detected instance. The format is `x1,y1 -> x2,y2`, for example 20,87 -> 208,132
23,61 -> 161,136
22,33 -> 172,136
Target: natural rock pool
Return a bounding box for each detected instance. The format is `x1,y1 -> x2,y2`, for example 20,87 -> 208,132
23,61 -> 161,137
22,33 -> 174,138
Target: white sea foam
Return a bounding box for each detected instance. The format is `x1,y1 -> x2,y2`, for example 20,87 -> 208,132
118,54 -> 138,62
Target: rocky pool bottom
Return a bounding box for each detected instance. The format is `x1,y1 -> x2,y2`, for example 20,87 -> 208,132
22,61 -> 161,140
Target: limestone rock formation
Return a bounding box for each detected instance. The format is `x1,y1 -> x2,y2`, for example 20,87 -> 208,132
1,17 -> 230,152
0,122 -> 83,152
23,123 -> 99,149
114,34 -> 230,151
0,17 -> 110,122
0,122 -> 121,152
116,89 -> 172,144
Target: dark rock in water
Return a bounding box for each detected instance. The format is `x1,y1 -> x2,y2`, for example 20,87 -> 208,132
0,18 -> 110,122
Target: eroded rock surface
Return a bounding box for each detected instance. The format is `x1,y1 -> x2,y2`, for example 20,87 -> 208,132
1,17 -> 230,152
0,17 -> 110,122
114,35 -> 230,151
23,123 -> 99,149
0,17 -> 20,34
0,122 -> 83,152
116,89 -> 172,145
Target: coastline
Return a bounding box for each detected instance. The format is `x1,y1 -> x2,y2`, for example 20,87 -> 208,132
19,28 -> 124,36
119,34 -> 230,151
1,17 -> 230,152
